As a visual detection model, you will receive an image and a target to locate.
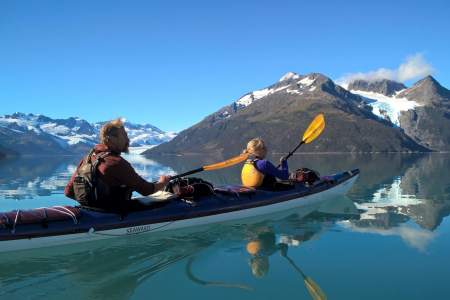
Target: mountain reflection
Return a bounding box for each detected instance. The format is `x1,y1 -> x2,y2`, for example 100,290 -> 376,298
0,153 -> 175,201
342,153 -> 450,251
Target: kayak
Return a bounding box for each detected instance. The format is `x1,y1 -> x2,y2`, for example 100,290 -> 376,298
0,169 -> 359,252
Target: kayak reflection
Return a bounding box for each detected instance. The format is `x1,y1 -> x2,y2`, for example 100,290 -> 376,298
0,195 -> 357,300
184,196 -> 358,300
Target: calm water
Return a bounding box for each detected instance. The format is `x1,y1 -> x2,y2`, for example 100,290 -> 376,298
0,153 -> 449,300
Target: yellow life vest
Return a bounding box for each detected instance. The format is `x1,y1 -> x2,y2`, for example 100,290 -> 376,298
241,159 -> 265,188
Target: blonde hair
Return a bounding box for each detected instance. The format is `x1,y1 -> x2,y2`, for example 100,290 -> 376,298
243,138 -> 266,155
100,118 -> 125,144
250,256 -> 269,278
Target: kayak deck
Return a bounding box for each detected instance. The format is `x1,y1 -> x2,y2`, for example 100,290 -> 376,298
0,169 -> 359,250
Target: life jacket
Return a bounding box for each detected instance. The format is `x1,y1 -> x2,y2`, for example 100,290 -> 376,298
241,159 -> 265,188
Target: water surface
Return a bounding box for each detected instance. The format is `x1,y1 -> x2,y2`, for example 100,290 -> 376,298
0,153 -> 449,299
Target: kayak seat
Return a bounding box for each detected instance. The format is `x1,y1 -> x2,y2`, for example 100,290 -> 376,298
214,185 -> 256,196
0,206 -> 81,229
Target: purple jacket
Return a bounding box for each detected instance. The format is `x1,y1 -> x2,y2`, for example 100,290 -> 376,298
255,159 -> 289,180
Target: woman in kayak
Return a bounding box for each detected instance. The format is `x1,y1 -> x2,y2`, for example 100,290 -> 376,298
241,138 -> 289,188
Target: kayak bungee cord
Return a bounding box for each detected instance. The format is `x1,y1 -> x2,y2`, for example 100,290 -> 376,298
46,206 -> 79,224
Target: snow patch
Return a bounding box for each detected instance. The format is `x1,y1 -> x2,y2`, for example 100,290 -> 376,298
235,85 -> 289,107
350,89 -> 420,126
279,72 -> 300,82
298,77 -> 315,86
128,145 -> 156,155
40,123 -> 71,135
286,89 -> 303,95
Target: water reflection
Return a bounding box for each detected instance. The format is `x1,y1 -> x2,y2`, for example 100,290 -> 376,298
0,156 -> 78,200
1,153 -> 449,299
341,153 -> 450,251
0,154 -> 176,209
0,195 -> 357,300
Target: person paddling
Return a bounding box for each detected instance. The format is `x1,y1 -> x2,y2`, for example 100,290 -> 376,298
241,138 -> 289,188
64,118 -> 170,212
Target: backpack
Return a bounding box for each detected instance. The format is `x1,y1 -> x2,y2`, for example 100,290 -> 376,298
165,177 -> 214,200
72,149 -> 111,206
291,168 -> 320,186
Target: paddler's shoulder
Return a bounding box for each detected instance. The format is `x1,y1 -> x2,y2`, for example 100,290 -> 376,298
93,144 -> 125,165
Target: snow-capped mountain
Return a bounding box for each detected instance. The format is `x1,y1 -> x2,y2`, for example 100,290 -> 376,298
215,72 -> 330,122
93,121 -> 176,147
0,113 -> 176,156
146,71 -> 427,155
348,76 -> 450,150
347,80 -> 421,126
347,79 -> 407,96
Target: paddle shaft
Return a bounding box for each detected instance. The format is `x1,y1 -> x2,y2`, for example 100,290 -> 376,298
285,141 -> 305,161
171,167 -> 204,180
284,255 -> 307,279
277,141 -> 305,168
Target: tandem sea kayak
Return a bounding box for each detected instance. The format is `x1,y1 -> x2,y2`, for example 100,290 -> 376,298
0,169 -> 359,253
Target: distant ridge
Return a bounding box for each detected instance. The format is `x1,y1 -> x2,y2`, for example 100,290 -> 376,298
348,79 -> 406,96
0,113 -> 176,156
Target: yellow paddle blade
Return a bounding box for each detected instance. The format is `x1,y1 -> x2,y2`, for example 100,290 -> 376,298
302,114 -> 325,144
203,153 -> 249,171
304,276 -> 327,300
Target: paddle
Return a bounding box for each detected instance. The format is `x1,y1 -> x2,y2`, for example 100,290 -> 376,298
283,255 -> 327,300
277,113 -> 325,167
185,257 -> 253,291
170,153 -> 249,180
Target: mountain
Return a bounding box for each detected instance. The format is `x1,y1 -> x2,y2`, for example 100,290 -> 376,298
93,121 -> 176,147
398,76 -> 450,107
348,79 -> 406,96
348,79 -> 418,126
397,76 -> 450,151
349,76 -> 450,151
0,113 -> 176,156
146,72 -> 427,156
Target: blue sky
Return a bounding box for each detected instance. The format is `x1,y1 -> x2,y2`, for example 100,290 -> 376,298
1,0 -> 449,131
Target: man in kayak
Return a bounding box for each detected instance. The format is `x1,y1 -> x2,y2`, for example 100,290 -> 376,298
241,138 -> 289,188
64,118 -> 170,212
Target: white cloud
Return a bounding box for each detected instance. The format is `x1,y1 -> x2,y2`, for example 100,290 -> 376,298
337,54 -> 435,87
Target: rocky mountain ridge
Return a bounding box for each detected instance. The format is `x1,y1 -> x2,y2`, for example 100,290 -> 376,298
348,79 -> 407,96
146,72 -> 431,156
349,76 -> 450,150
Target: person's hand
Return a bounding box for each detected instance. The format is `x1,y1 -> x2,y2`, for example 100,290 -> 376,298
158,175 -> 171,185
279,156 -> 287,165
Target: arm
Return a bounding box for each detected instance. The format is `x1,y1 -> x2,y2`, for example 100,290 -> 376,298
109,160 -> 169,196
255,160 -> 289,180
111,161 -> 156,196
